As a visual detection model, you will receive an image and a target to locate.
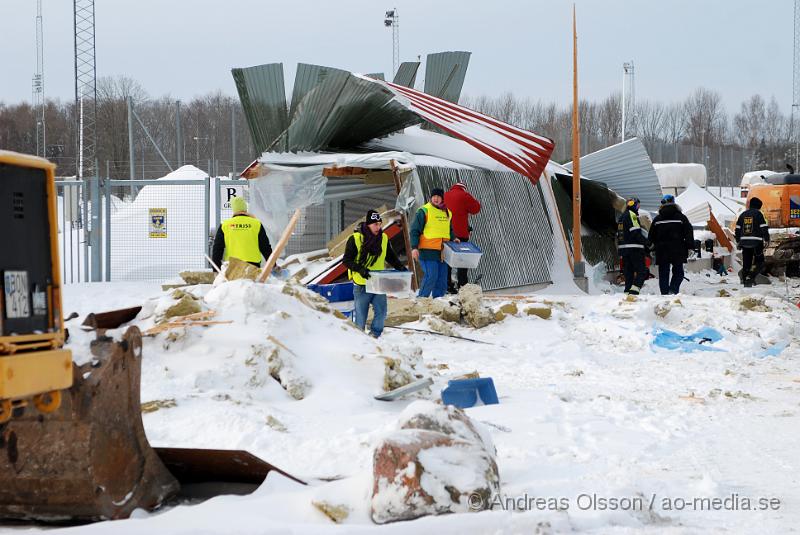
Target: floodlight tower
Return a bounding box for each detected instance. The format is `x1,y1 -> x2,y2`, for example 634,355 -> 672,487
384,8 -> 399,77
793,0 -> 800,169
621,61 -> 635,142
33,0 -> 45,157
74,0 -> 97,179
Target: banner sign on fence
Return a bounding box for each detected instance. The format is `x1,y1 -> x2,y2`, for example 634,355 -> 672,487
149,208 -> 167,238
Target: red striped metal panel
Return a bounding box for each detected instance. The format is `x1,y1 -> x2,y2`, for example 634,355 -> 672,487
372,79 -> 555,185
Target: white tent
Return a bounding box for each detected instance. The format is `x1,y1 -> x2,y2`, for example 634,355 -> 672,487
654,163 -> 707,195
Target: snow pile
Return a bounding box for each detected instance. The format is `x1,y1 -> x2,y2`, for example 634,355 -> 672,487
54,272 -> 800,533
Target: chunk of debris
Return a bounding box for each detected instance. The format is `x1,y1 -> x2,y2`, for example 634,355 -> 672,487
717,289 -> 732,297
381,356 -> 415,391
523,305 -> 552,320
738,296 -> 771,312
313,501 -> 350,523
266,415 -> 288,432
654,302 -> 671,318
225,257 -> 261,281
163,294 -> 202,319
263,336 -> 311,400
141,399 -> 177,413
371,402 -> 499,524
457,284 -> 496,328
179,270 -> 216,285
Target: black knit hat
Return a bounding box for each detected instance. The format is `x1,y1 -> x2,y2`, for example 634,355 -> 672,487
366,209 -> 382,223
431,188 -> 445,197
749,197 -> 763,209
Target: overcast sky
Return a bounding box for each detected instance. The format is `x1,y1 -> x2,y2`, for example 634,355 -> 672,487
1,0 -> 793,114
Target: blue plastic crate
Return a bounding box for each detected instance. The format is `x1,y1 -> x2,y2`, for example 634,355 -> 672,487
441,377 -> 499,408
443,241 -> 483,269
307,282 -> 354,302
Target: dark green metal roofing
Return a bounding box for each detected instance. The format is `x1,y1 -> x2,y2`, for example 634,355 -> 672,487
289,63 -> 349,119
273,71 -> 420,152
231,63 -> 288,154
365,72 -> 385,81
392,62 -> 420,88
424,51 -> 471,103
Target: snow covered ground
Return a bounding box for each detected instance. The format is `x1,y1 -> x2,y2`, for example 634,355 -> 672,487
4,271 -> 800,534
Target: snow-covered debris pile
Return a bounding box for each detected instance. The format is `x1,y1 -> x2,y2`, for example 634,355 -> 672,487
133,279 -> 424,405
370,401 -> 500,524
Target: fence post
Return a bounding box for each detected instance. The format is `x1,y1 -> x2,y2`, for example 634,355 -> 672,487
204,176 -> 211,267
90,169 -> 102,282
105,179 -> 112,281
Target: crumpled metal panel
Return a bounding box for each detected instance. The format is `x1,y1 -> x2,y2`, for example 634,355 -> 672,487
416,166 -> 554,291
275,71 -> 420,152
289,63 -> 349,119
424,51 -> 471,103
231,63 -> 289,154
367,78 -> 554,184
365,72 -> 385,81
392,62 -> 420,88
564,138 -> 662,211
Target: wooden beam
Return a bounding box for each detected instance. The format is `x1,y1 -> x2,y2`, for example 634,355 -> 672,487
258,208 -> 302,283
708,212 -> 733,252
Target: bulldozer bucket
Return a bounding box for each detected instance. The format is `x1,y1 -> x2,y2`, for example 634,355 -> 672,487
0,326 -> 179,521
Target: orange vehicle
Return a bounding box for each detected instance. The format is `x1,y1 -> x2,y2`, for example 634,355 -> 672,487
746,175 -> 800,276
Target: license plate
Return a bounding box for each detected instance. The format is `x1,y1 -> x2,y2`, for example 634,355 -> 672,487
4,271 -> 30,319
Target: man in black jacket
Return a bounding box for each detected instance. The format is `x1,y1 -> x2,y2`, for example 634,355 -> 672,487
735,197 -> 770,287
342,209 -> 407,338
617,198 -> 648,295
648,194 -> 694,295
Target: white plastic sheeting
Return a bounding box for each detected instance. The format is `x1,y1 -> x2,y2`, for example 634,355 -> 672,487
249,151 -> 422,245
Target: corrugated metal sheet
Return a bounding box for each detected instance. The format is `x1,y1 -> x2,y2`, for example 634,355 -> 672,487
276,72 -> 420,152
289,63 -> 349,119
417,166 -> 554,291
231,63 -> 289,154
365,72 -> 385,81
368,79 -> 554,184
424,51 -> 471,103
564,138 -> 662,211
392,62 -> 420,88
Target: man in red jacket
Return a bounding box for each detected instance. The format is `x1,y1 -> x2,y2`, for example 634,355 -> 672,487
444,181 -> 481,292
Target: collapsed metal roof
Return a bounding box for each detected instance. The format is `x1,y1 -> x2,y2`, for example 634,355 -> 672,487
564,138 -> 663,211
231,63 -> 289,155
233,54 -> 554,182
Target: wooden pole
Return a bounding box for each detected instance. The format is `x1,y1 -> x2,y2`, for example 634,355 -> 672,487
571,4 -> 583,269
257,208 -> 301,283
389,160 -> 420,290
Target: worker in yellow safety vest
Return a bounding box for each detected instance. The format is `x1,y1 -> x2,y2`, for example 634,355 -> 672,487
410,188 -> 458,298
211,196 -> 272,269
343,209 -> 407,337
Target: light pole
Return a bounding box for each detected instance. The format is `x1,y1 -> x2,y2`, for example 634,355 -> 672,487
384,8 -> 399,77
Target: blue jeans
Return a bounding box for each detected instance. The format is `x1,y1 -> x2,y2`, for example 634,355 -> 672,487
419,259 -> 449,298
658,262 -> 684,295
353,283 -> 388,337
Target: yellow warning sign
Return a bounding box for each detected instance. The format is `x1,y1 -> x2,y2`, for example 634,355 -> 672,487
149,208 -> 167,238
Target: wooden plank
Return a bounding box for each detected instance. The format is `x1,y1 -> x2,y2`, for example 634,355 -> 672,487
322,167 -> 370,177
258,208 -> 302,283
708,211 -> 733,252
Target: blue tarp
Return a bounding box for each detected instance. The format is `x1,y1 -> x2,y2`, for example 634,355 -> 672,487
652,326 -> 725,352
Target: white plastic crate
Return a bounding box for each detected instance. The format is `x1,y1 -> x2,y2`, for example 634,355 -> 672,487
443,241 -> 482,268
365,270 -> 413,296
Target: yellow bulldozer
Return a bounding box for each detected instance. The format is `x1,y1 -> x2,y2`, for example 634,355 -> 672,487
0,151 -> 302,522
